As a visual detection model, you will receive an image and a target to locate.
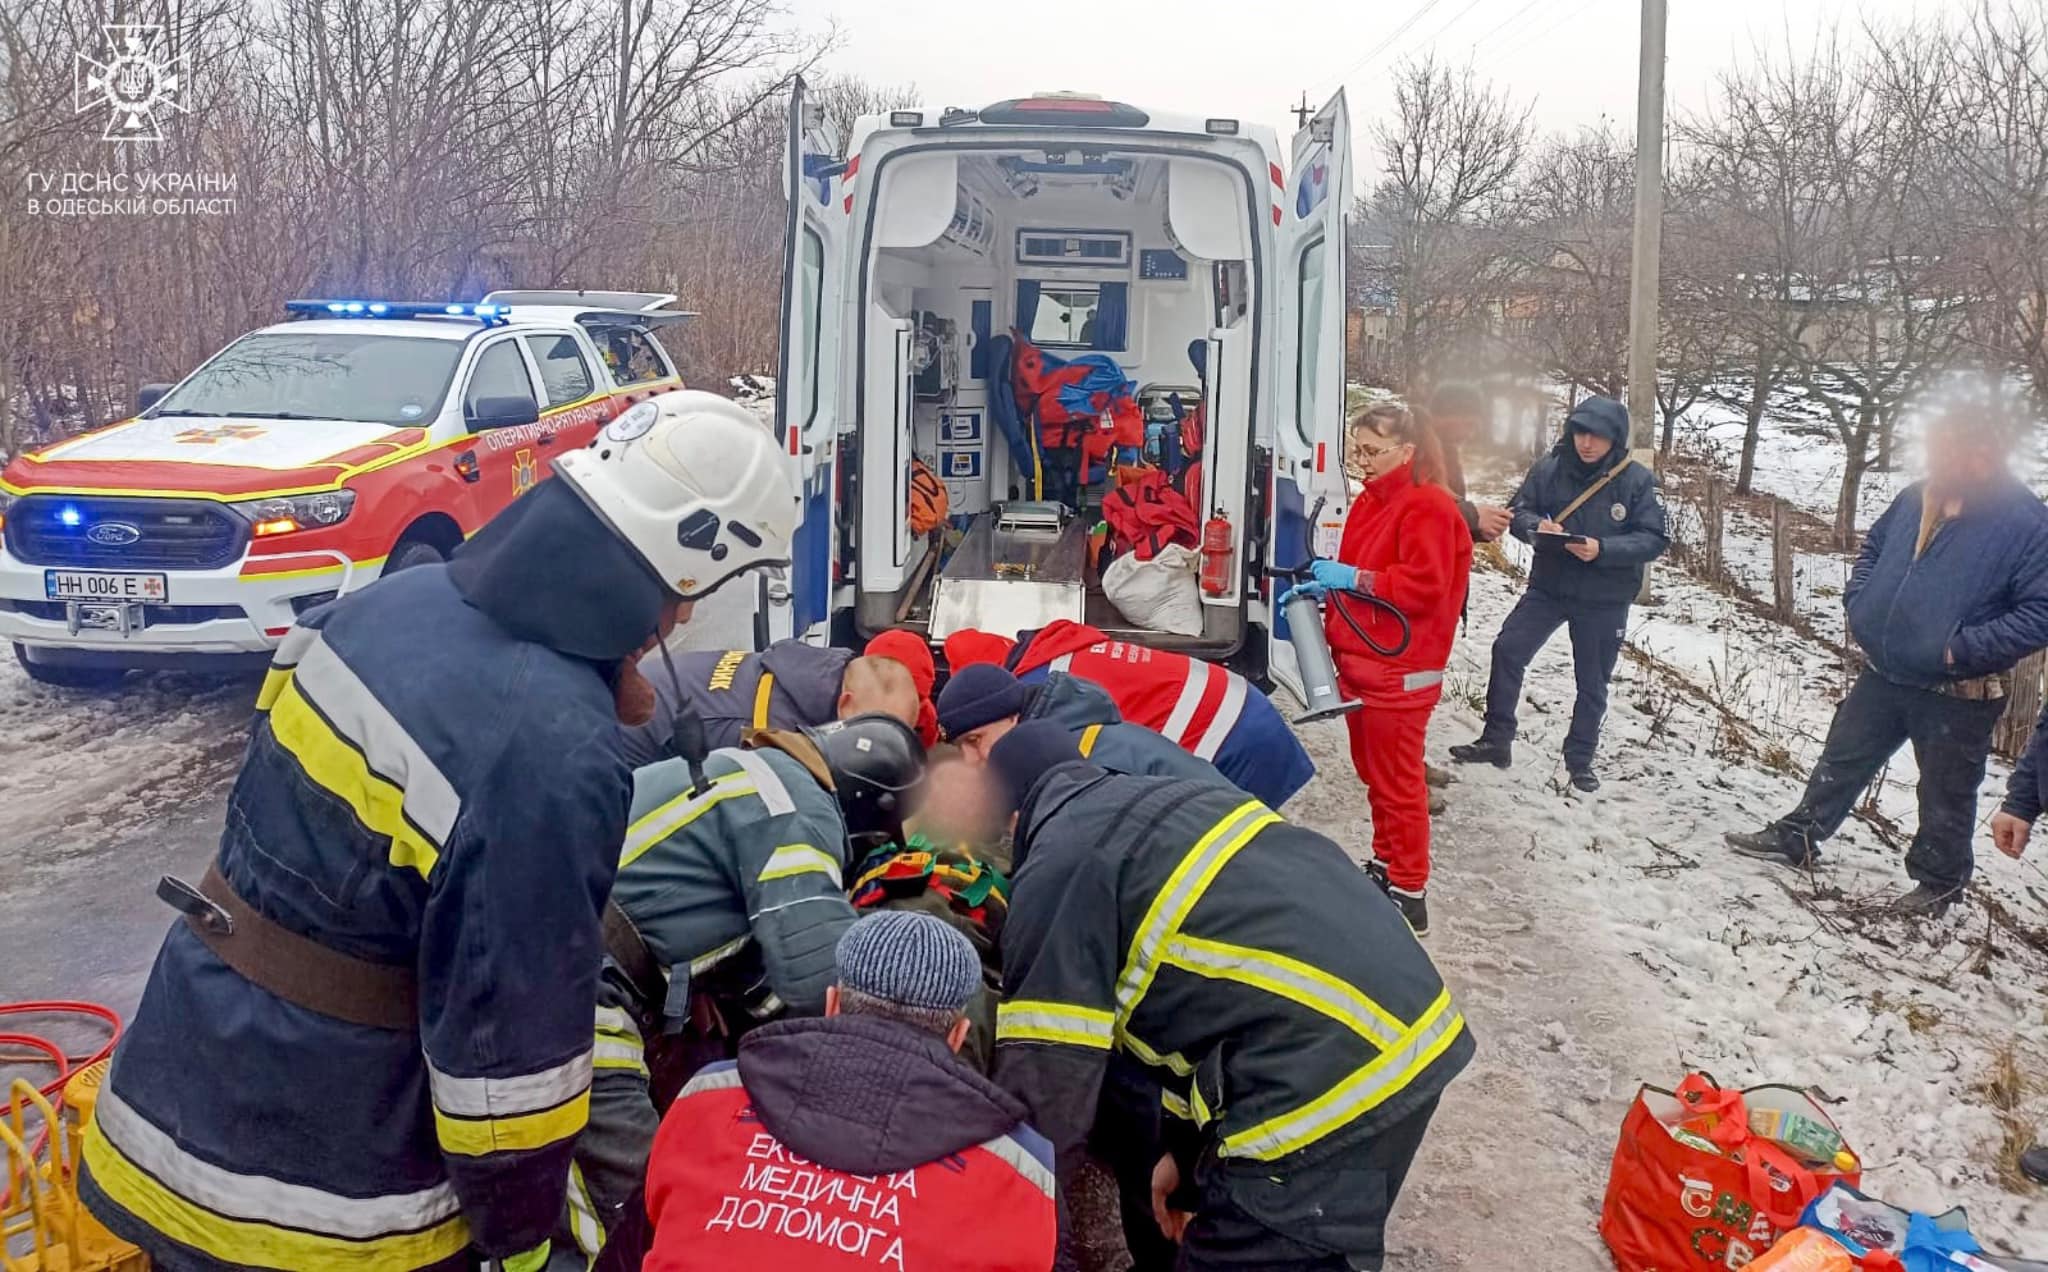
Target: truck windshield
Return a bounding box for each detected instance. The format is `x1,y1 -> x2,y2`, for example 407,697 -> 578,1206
149,331 -> 464,427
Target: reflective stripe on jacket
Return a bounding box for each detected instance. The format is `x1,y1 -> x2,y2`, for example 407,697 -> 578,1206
623,641 -> 851,768
1023,672 -> 1239,791
993,768 -> 1472,1199
80,565 -> 629,1270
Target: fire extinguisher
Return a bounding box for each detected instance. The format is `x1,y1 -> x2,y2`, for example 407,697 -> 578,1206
1200,516 -> 1233,596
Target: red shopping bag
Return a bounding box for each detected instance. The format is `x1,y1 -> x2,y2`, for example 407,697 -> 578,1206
1600,1074 -> 1861,1271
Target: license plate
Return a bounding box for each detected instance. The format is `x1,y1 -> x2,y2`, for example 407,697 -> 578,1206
45,570 -> 169,603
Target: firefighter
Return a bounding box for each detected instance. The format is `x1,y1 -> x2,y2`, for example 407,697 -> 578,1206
986,721 -> 1473,1272
621,638 -> 922,766
564,714 -> 927,1269
935,662 -> 1235,789
943,618 -> 1315,807
77,391 -> 797,1272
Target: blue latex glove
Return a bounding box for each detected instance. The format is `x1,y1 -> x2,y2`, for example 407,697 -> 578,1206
1308,559 -> 1360,592
1278,581 -> 1328,606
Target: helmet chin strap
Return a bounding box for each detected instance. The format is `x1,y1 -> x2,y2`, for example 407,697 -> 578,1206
656,636 -> 713,796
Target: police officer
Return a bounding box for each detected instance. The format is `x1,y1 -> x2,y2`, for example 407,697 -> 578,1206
622,640 -> 923,766
80,391 -> 797,1272
562,714 -> 927,1269
935,662 -> 1235,789
986,722 -> 1473,1272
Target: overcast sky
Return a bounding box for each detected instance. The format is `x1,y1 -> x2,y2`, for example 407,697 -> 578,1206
786,0 -> 1938,160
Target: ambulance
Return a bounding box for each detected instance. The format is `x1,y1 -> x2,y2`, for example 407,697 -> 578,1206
0,290 -> 684,685
765,83 -> 1352,702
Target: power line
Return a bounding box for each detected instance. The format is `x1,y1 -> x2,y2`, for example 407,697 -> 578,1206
1412,0 -> 1499,59
1469,0 -> 1557,55
1312,0 -> 1455,94
1476,0 -> 1605,69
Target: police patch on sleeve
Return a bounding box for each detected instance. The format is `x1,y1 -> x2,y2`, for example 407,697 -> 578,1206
1610,501 -> 1628,522
606,401 -> 659,442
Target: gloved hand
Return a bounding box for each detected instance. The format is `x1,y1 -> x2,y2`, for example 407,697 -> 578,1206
1278,580 -> 1328,606
1308,558 -> 1360,592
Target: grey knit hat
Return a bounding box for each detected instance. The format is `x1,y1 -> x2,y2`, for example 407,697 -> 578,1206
835,911 -> 982,1015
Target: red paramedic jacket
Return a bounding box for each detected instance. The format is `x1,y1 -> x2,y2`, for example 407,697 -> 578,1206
1325,460 -> 1473,706
1005,620 -> 1313,808
644,1018 -> 1057,1272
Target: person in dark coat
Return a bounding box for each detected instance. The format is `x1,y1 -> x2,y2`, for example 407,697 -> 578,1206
1991,701 -> 2048,1186
622,639 -> 921,767
986,722 -> 1472,1272
1729,408 -> 2048,916
1427,382 -> 1512,544
1450,396 -> 1668,791
936,662 -> 1236,790
641,912 -> 1058,1271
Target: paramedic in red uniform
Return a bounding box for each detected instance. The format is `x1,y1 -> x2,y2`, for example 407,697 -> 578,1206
642,911 -> 1057,1271
940,619 -> 1314,808
1286,403 -> 1472,937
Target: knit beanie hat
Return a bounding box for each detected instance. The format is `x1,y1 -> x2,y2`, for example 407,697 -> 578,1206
987,719 -> 1084,814
834,911 -> 983,1015
936,663 -> 1033,738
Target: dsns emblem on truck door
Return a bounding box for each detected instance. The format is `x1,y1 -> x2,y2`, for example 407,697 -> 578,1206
87,522 -> 142,546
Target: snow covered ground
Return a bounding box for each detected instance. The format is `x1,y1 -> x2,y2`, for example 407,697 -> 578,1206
1277,502 -> 2048,1264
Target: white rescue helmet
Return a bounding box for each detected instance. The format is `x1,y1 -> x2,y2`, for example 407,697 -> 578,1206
553,389 -> 798,601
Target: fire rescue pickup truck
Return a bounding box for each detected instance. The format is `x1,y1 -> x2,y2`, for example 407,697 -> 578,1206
0,290 -> 684,686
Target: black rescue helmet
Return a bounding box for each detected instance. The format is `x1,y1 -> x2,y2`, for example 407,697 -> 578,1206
808,713 -> 927,849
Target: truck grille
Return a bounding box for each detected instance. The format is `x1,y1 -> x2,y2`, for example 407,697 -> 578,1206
4,496 -> 249,570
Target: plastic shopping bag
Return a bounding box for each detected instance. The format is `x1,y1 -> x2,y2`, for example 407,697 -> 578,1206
1600,1073 -> 1861,1270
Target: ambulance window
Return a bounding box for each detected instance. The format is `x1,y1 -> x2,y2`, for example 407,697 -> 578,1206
464,341 -> 536,420
1028,285 -> 1099,348
799,227 -> 824,430
1294,238 -> 1326,445
524,335 -> 595,407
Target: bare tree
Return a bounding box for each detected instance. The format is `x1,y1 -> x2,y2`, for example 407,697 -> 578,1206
1506,123 -> 1633,400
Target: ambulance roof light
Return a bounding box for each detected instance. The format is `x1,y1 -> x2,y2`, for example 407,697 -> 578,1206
283,299 -> 511,326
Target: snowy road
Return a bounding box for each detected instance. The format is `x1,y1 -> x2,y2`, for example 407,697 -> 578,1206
5,551 -> 2045,1264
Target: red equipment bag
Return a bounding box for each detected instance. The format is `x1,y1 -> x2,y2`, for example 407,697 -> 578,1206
1101,468 -> 1200,561
1601,1073 -> 1861,1271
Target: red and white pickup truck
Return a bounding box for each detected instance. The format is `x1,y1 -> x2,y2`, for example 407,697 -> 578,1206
0,290 -> 685,685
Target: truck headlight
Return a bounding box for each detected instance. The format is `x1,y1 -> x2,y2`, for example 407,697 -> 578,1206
238,490 -> 357,536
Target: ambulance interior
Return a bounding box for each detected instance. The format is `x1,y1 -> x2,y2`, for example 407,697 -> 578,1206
854,146 -> 1258,655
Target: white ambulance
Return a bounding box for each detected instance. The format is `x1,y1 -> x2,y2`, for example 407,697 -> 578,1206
765,83 -> 1353,701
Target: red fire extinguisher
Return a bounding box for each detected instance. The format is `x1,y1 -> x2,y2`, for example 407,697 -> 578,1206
1200,516 -> 1234,596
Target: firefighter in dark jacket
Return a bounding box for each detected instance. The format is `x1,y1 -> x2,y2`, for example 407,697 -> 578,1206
986,722 -> 1473,1272
1451,396 -> 1668,791
936,662 -> 1236,790
621,640 -> 921,766
1730,406 -> 2048,915
566,715 -> 927,1269
79,391 -> 797,1272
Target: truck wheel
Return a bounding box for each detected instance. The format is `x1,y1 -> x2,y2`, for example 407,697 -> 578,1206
12,643 -> 128,690
386,538 -> 446,573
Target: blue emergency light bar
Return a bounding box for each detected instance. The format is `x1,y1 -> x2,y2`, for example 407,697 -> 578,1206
283,299 -> 510,325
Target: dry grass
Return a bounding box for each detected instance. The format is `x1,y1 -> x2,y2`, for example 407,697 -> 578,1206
1973,1043 -> 2039,1192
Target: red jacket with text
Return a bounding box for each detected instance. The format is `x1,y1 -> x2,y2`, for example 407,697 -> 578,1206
644,1015 -> 1057,1272
1325,460 -> 1473,705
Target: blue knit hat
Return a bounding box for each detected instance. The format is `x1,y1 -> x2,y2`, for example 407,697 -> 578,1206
835,911 -> 983,1014
937,663 -> 1034,739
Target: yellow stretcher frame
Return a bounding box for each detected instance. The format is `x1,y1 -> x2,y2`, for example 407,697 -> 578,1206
2,1063 -> 147,1272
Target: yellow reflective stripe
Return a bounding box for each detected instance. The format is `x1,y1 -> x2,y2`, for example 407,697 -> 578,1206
256,666 -> 292,712
266,677 -> 442,878
1119,1028 -> 1195,1077
753,671 -> 777,729
1115,801 -> 1276,1026
622,772 -> 756,868
566,1163 -> 604,1263
758,843 -> 842,885
1161,1088 -> 1193,1120
1191,1082 -> 1213,1127
429,1050 -> 591,1119
1160,933 -> 1406,1047
82,1127 -> 470,1269
1219,990 -> 1466,1162
594,1007 -> 647,1075
505,1240 -> 553,1272
996,999 -> 1116,1049
434,1090 -> 589,1157
1078,723 -> 1103,757
689,934 -> 752,976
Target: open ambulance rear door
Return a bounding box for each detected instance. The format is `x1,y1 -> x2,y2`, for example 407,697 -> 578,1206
1266,89 -> 1351,702
770,75 -> 846,644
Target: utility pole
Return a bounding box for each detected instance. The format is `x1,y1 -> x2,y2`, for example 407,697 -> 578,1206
1626,0 -> 1666,601
1625,0 -> 1666,460
1292,93 -> 1315,130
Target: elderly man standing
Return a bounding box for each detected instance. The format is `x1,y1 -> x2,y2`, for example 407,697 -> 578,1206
1727,408 -> 2048,915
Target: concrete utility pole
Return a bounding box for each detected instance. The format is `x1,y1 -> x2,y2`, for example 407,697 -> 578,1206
1625,0 -> 1666,459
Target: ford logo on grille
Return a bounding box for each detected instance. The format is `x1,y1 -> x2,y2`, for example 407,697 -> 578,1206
86,522 -> 142,546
